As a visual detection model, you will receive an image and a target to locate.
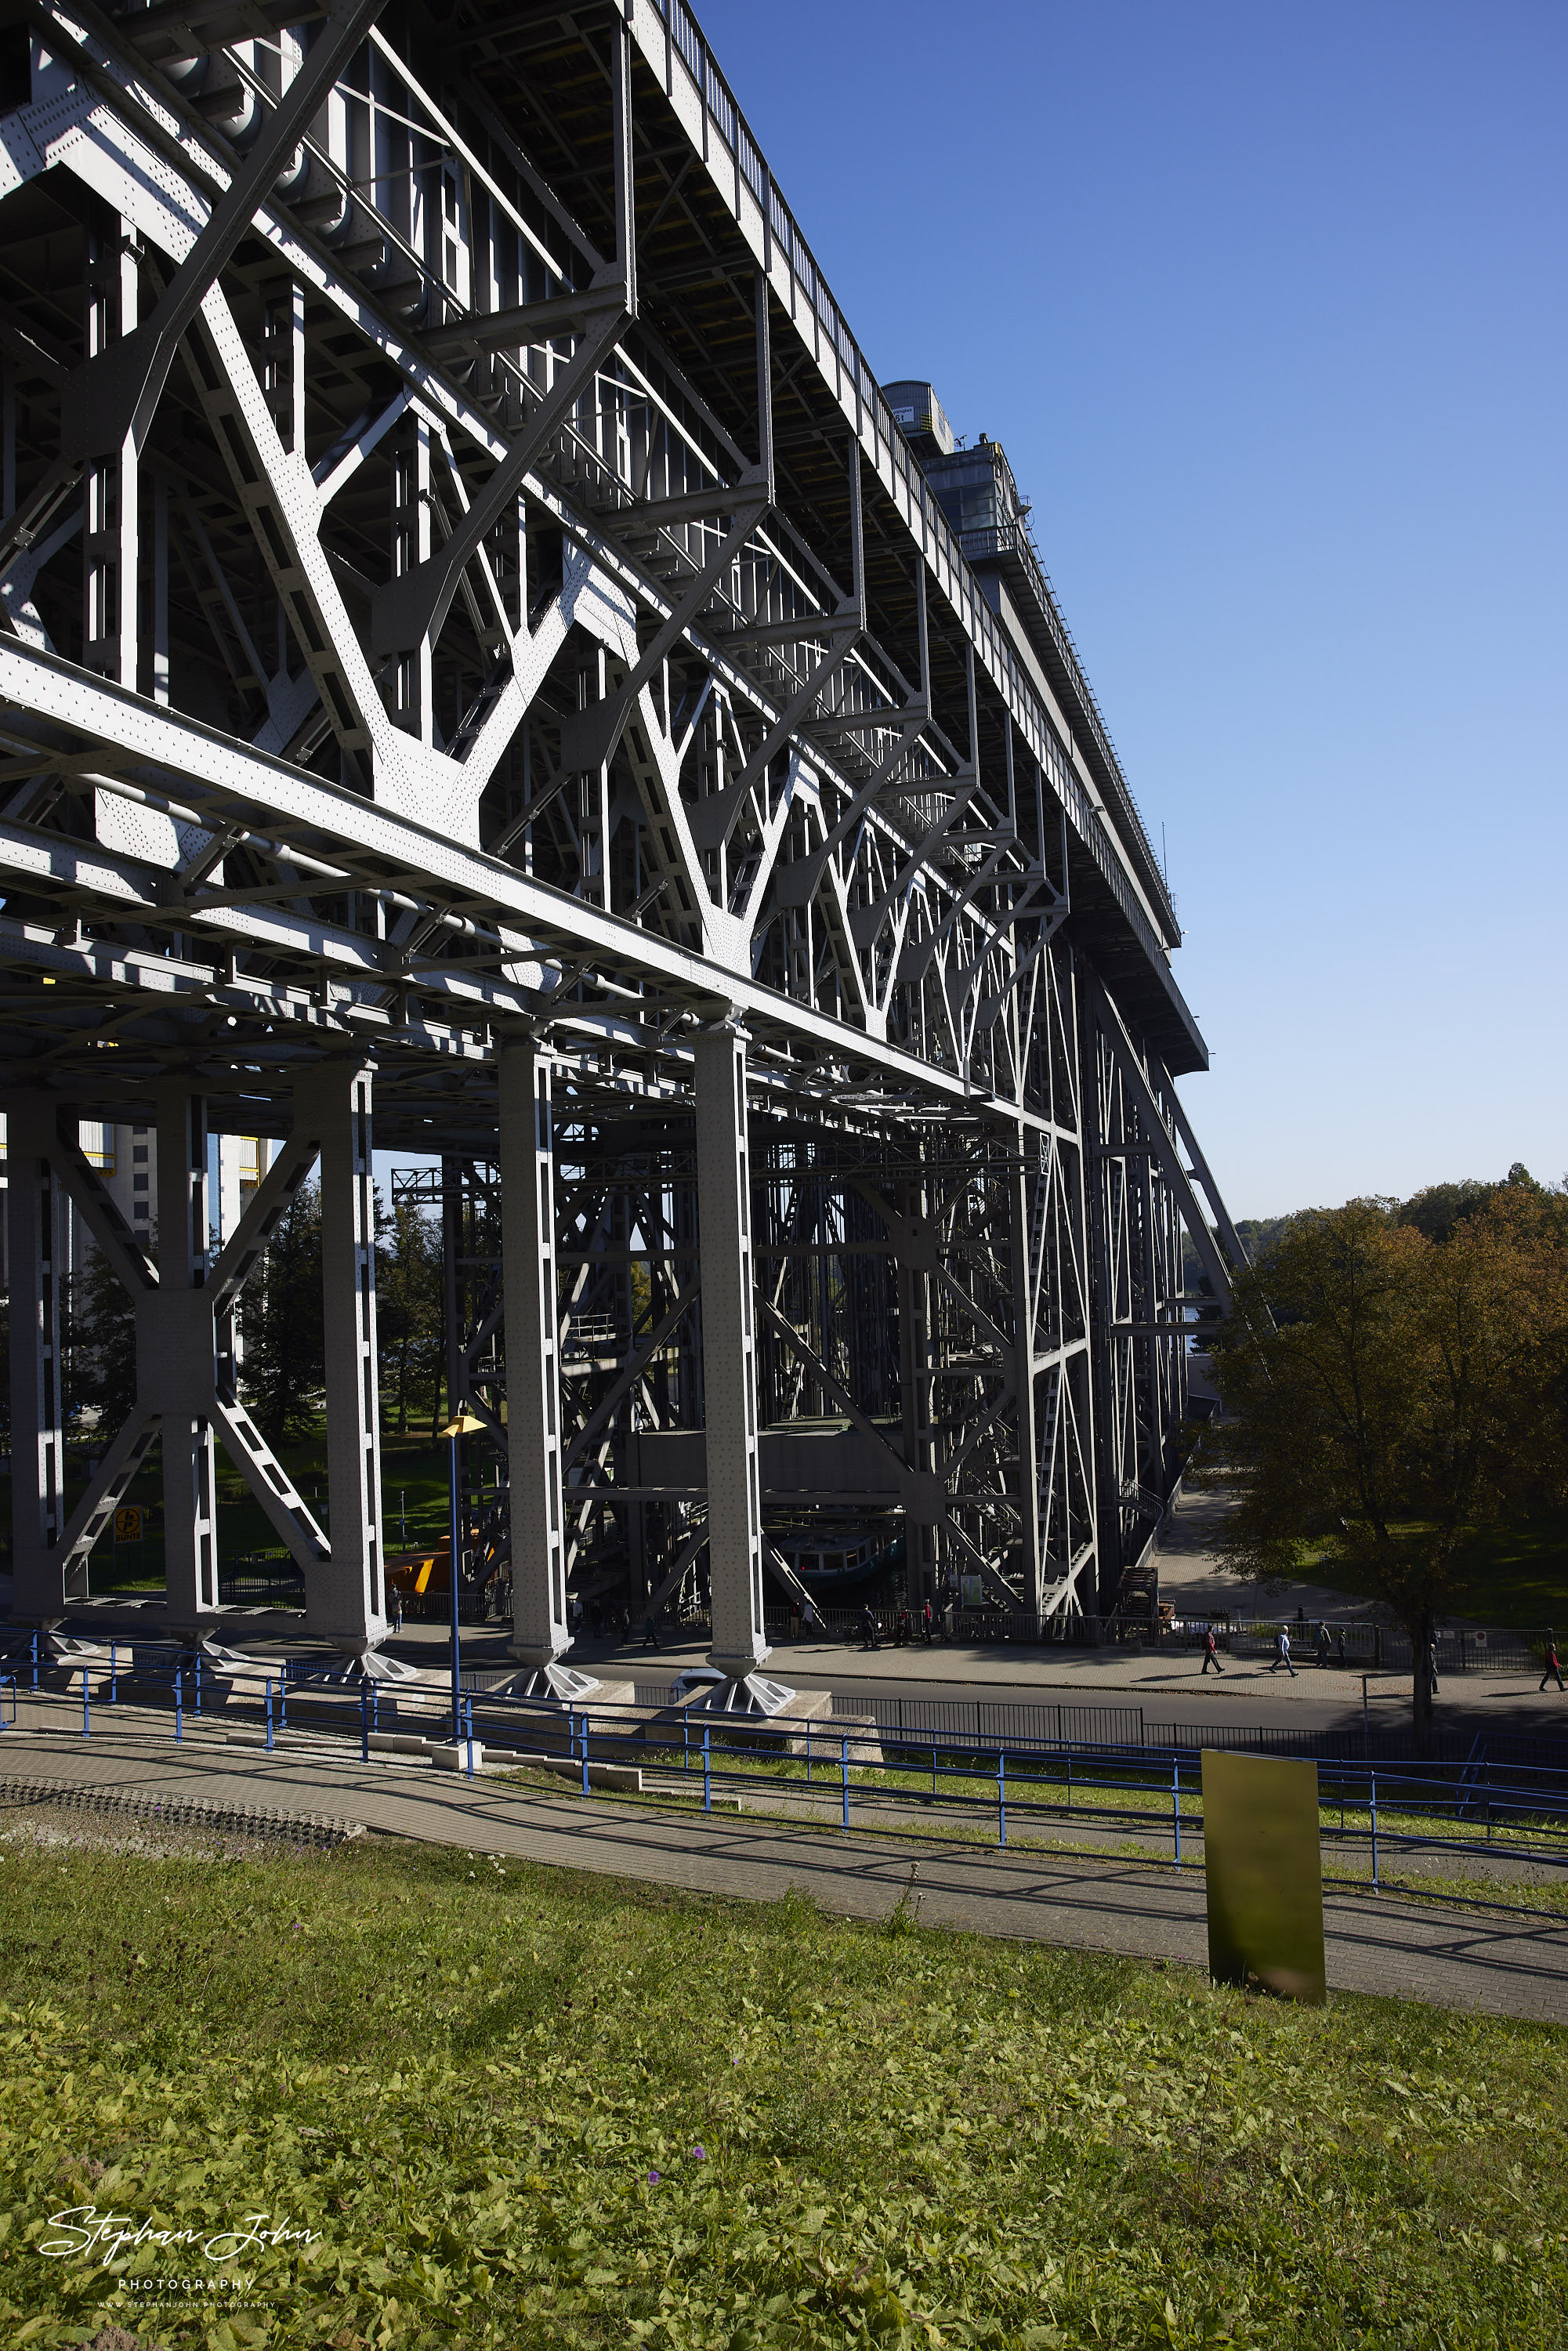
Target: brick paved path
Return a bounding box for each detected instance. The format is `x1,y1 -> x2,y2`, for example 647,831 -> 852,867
2,1704 -> 1564,2025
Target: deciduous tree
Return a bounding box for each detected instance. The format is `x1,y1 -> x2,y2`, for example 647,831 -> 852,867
241,1183 -> 324,1444
68,1244 -> 139,1436
376,1197 -> 442,1436
1202,1186 -> 1568,1744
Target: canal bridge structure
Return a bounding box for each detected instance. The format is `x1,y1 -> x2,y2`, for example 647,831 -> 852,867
0,0 -> 1245,1691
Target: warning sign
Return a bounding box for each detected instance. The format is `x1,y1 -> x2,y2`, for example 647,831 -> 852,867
114,1505 -> 143,1544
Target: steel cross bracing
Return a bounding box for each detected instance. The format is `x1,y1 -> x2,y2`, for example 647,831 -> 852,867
0,0 -> 1244,1661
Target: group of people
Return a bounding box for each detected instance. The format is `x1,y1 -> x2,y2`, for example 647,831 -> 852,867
567,1592 -> 632,1643
541,1581 -> 1568,1697
1196,1618 -> 1566,1695
856,1599 -> 940,1651
1197,1621 -> 1343,1676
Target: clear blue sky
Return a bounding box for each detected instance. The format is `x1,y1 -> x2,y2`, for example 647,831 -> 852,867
690,0 -> 1567,1219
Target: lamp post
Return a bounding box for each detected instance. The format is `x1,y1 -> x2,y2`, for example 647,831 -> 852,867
437,1405 -> 484,1746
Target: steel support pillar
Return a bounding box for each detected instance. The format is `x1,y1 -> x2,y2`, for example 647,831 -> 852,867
693,1021 -> 770,1678
500,1031 -> 569,1668
1008,1161 -> 1045,1618
896,1174 -> 940,1605
295,1062 -> 386,1646
154,1085 -> 219,1628
5,1095 -> 71,1617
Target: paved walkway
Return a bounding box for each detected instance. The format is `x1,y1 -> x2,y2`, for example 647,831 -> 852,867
380,1486 -> 1566,1733
17,1487 -> 1564,1736
3,1704 -> 1563,2027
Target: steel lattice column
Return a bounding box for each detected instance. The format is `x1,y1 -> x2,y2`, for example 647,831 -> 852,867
1008,1161 -> 1045,1617
296,1062 -> 386,1646
693,1021 -> 769,1678
5,1096 -> 69,1617
500,1031 -> 568,1665
896,1173 -> 940,1606
154,1085 -> 219,1627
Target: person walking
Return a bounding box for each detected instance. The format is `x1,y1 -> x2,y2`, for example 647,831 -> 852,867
1540,1640 -> 1566,1694
859,1603 -> 880,1653
1200,1625 -> 1223,1675
641,1611 -> 660,1650
1269,1627 -> 1296,1677
921,1597 -> 934,1645
1429,1639 -> 1440,1697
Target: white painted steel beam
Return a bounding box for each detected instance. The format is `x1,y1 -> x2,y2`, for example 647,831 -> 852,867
693,1020 -> 768,1677
499,1029 -> 568,1668
5,1096 -> 71,1616
295,1060 -> 386,1646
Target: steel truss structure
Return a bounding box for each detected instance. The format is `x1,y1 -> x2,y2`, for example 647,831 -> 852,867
0,0 -> 1245,1672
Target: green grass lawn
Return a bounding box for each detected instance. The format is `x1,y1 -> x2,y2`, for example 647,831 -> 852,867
1299,1511 -> 1568,1628
1,1838 -> 1564,2348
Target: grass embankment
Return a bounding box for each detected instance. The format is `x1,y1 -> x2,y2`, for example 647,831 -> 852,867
2,1838 -> 1565,2348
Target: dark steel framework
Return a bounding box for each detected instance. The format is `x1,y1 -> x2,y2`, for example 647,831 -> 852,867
0,0 -> 1244,1667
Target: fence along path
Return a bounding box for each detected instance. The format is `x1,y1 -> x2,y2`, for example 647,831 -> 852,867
0,1696 -> 1564,2023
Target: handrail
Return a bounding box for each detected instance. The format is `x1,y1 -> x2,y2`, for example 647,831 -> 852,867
20,1675 -> 1568,1890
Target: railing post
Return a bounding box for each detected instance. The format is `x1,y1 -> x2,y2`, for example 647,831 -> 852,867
265,1677 -> 274,1752
806,1719 -> 812,1784
194,1650 -> 202,1716
702,1723 -> 711,1813
1172,1758 -> 1182,1868
932,1737 -> 937,1802
465,1697 -> 475,1778
683,1711 -> 689,1778
581,1709 -> 591,1796
30,1631 -> 38,1691
998,1747 -> 1007,1847
360,1680 -> 369,1763
280,1668 -> 288,1733
1371,1770 -> 1379,1889
842,1733 -> 849,1831
174,1661 -> 183,1744
110,1643 -> 118,1704
81,1666 -> 90,1740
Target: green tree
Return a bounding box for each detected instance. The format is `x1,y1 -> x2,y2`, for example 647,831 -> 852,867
1396,1179 -> 1497,1245
68,1245 -> 140,1436
1201,1189 -> 1568,1746
376,1197 -> 442,1436
241,1183 -> 324,1444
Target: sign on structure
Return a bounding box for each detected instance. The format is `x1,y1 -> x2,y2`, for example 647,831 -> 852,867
1202,1751 -> 1326,2004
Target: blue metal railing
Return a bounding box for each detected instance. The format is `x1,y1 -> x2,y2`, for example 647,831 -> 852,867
9,1665 -> 1566,1893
